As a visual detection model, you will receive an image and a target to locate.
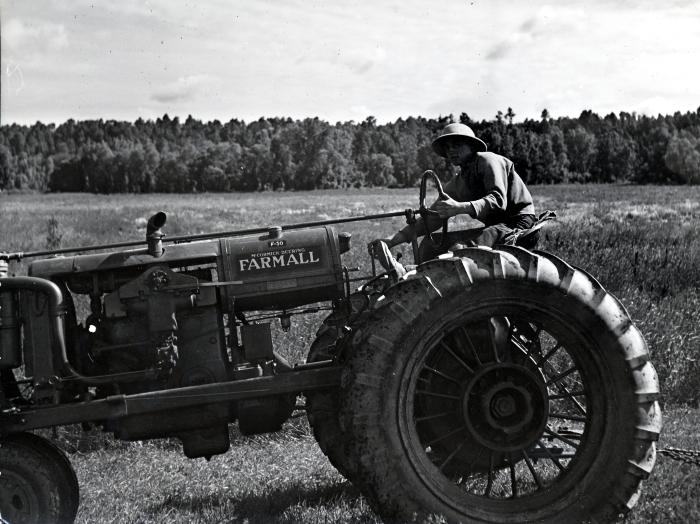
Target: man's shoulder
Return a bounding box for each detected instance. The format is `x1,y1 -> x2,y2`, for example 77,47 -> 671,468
477,151 -> 509,161
476,152 -> 512,169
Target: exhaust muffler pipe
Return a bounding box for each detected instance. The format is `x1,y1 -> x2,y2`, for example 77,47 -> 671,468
146,212 -> 167,257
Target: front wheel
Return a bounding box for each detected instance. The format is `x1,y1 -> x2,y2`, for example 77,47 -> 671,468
0,432 -> 80,524
341,247 -> 661,523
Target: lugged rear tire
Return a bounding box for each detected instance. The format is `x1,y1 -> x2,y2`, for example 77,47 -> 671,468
340,246 -> 661,523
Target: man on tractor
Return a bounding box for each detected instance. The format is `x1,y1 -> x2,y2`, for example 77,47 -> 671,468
369,122 -> 539,265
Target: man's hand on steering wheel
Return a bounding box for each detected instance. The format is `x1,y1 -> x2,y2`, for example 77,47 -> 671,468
432,197 -> 473,219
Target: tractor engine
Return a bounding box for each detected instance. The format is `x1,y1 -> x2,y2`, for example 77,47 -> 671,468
3,218 -> 349,458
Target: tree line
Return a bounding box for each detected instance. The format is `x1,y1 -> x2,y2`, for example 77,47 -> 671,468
1,108 -> 699,193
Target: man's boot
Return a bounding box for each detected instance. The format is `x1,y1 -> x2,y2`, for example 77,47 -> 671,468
374,241 -> 406,278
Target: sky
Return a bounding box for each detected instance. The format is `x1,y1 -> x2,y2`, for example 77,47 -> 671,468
1,0 -> 699,126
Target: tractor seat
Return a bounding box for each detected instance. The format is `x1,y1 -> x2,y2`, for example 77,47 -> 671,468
503,210 -> 557,250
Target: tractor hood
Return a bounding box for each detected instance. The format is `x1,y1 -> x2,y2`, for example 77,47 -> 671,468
29,240 -> 220,279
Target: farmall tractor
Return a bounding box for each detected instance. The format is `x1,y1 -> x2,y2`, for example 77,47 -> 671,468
0,173 -> 661,523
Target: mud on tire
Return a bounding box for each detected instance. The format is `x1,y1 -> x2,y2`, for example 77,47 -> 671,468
306,292 -> 370,479
340,246 -> 661,523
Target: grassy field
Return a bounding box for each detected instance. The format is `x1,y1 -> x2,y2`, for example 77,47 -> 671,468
56,407 -> 698,524
2,184 -> 699,522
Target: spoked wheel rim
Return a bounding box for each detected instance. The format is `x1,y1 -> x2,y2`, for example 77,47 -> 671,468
399,300 -> 606,516
0,469 -> 42,523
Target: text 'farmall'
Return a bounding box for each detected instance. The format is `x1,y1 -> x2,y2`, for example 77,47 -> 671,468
237,247 -> 321,272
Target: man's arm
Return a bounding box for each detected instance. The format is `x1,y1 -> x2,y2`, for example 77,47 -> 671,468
368,175 -> 473,254
468,155 -> 509,219
393,175 -> 471,240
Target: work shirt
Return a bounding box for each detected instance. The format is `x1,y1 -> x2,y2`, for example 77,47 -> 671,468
400,152 -> 535,238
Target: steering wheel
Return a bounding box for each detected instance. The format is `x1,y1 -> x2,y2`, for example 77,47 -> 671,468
419,170 -> 450,250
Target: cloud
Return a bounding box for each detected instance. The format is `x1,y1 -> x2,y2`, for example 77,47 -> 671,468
485,6 -> 586,61
2,18 -> 68,55
151,75 -> 215,103
519,17 -> 536,32
485,42 -> 511,61
329,45 -> 387,76
2,1 -> 699,125
484,21 -> 534,61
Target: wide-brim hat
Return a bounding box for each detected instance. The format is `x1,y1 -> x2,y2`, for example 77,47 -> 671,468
432,123 -> 487,157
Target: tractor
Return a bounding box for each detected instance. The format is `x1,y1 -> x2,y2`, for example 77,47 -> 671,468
0,173 -> 661,523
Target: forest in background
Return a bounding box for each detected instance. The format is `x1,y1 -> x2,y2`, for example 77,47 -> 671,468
1,107 -> 699,193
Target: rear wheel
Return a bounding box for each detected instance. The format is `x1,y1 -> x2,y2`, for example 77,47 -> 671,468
341,247 -> 661,523
0,432 -> 79,524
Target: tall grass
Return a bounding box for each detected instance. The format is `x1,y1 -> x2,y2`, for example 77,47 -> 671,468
540,197 -> 700,405
53,408 -> 699,523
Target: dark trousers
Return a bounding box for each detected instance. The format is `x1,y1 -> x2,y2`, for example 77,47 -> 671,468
418,214 -> 537,261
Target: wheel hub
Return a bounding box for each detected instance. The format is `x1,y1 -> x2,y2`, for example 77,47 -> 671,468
463,363 -> 549,452
0,470 -> 37,520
